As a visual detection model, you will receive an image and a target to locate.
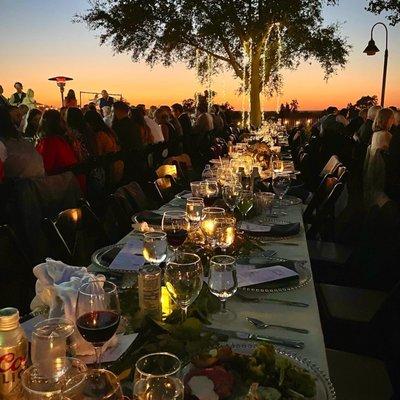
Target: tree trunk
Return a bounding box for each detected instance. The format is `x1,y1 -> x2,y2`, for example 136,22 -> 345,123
249,47 -> 262,128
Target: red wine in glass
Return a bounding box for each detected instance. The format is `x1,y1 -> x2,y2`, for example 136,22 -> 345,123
165,229 -> 188,248
77,310 -> 120,345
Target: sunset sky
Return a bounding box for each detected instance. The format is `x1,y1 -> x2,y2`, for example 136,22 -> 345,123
0,0 -> 399,110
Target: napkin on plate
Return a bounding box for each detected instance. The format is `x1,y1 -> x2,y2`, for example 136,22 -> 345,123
239,221 -> 300,237
30,258 -> 118,356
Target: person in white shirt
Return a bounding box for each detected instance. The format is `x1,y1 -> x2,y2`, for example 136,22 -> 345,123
137,104 -> 164,143
102,106 -> 113,127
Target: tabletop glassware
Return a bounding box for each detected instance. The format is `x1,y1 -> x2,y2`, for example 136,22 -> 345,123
199,180 -> 219,206
76,280 -> 121,368
237,189 -> 254,219
190,181 -> 202,197
208,255 -> 238,321
133,353 -> 183,400
200,207 -> 226,248
161,211 -> 190,254
222,184 -> 242,213
272,172 -> 291,206
164,253 -> 203,322
185,197 -> 204,228
143,231 -> 167,266
214,217 -> 236,252
62,369 -> 124,400
22,358 -> 87,400
31,318 -> 76,380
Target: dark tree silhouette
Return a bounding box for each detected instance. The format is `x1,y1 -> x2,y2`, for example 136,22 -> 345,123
367,0 -> 400,25
76,0 -> 349,127
355,95 -> 378,109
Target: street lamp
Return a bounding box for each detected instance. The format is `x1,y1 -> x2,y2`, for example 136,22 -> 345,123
363,22 -> 389,107
48,76 -> 73,107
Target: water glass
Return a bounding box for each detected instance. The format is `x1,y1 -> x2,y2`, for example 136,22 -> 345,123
134,352 -> 181,381
272,172 -> 291,203
143,231 -> 167,266
190,181 -> 202,197
199,180 -> 219,206
222,184 -> 242,212
164,253 -> 203,321
237,190 -> 254,219
208,255 -> 238,321
214,217 -> 236,251
200,207 -> 225,248
185,197 -> 204,227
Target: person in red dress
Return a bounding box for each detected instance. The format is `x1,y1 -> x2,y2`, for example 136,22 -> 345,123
63,89 -> 78,108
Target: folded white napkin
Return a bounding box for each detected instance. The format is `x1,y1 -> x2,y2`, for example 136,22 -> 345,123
30,258 -> 118,356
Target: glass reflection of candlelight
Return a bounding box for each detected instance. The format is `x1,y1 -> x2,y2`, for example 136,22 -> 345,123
161,286 -> 173,317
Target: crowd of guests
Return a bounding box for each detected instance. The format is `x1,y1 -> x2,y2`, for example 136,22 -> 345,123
0,82 -> 231,193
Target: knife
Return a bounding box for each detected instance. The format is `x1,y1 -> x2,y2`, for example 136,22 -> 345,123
204,328 -> 305,349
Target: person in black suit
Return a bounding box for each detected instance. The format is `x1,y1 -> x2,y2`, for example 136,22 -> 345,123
172,103 -> 192,155
0,85 -> 8,108
8,82 -> 26,106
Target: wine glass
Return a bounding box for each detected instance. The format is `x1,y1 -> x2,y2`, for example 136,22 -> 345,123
62,369 -> 124,400
161,211 -> 190,254
200,207 -> 225,248
208,255 -> 238,321
76,280 -> 121,368
199,180 -> 219,206
134,353 -> 183,400
143,231 -> 167,266
164,253 -> 203,322
185,197 -> 204,228
222,184 -> 242,213
31,318 -> 76,380
237,190 -> 254,219
214,217 -> 236,252
272,172 -> 291,207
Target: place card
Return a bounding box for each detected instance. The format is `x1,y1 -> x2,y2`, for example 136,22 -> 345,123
108,237 -> 145,272
236,265 -> 299,287
239,221 -> 272,233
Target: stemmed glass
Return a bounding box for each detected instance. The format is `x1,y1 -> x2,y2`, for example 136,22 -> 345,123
62,369 -> 124,400
199,180 -> 219,206
76,280 -> 121,368
214,217 -> 236,252
222,184 -> 242,213
208,255 -> 238,321
185,197 -> 204,229
161,211 -> 190,254
134,353 -> 183,400
143,231 -> 167,266
237,190 -> 254,219
200,207 -> 225,248
272,172 -> 291,208
164,253 -> 203,322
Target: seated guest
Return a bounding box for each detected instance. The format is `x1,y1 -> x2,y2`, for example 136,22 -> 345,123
364,108 -> 395,206
130,107 -> 153,145
210,105 -> 224,134
172,103 -> 191,152
63,89 -> 78,108
8,106 -> 23,131
160,105 -> 183,138
193,103 -> 213,134
319,106 -> 338,137
346,107 -> 365,136
8,82 -> 26,106
155,108 -> 181,156
84,110 -> 123,184
0,107 -> 44,179
24,108 -> 42,140
137,104 -> 164,143
102,106 -> 113,127
65,107 -> 97,162
0,85 -> 8,108
22,89 -> 37,110
356,105 -> 381,146
149,105 -> 157,119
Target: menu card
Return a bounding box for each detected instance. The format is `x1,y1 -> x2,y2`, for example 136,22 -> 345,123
237,265 -> 299,287
108,237 -> 145,272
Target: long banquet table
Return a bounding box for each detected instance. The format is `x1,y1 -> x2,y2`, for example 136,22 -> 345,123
99,196 -> 329,375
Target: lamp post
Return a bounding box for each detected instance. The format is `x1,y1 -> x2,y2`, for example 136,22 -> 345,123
48,76 -> 73,107
363,22 -> 389,107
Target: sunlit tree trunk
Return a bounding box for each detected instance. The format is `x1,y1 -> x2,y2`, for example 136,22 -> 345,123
249,43 -> 263,128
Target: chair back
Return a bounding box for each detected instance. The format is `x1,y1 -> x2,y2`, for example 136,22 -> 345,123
156,165 -> 178,180
153,176 -> 177,203
320,155 -> 342,177
0,225 -> 33,313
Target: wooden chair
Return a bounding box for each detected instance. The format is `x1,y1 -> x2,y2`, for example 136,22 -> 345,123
0,225 -> 33,314
153,176 -> 178,203
43,201 -> 109,266
156,164 -> 178,181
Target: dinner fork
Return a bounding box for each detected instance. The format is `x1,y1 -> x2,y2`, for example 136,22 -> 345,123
246,316 -> 309,334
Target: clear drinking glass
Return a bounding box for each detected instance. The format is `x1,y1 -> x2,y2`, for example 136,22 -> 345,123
222,184 -> 242,213
164,253 -> 203,322
272,172 -> 291,205
134,352 -> 181,381
237,190 -> 254,219
208,255 -> 238,321
76,280 -> 121,368
214,217 -> 236,252
190,181 -> 202,197
199,180 -> 219,207
143,231 -> 167,266
200,207 -> 226,248
31,318 -> 76,380
22,358 -> 87,400
185,197 -> 204,228
62,369 -> 124,400
161,211 -> 190,253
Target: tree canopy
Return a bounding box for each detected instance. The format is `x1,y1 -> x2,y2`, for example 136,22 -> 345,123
367,0 -> 400,25
76,0 -> 350,125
